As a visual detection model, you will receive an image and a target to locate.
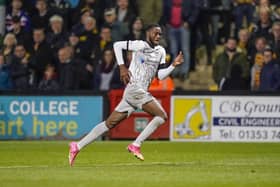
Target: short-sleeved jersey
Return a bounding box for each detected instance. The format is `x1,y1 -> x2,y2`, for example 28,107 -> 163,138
125,40 -> 166,90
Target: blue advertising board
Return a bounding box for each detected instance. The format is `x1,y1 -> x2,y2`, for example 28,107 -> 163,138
0,96 -> 103,140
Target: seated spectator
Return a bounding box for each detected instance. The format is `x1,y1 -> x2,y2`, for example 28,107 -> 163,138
259,47 -> 280,91
10,44 -> 34,90
0,53 -> 13,90
57,46 -> 79,90
1,33 -> 17,65
31,0 -> 52,31
5,0 -> 30,32
46,15 -> 68,61
38,64 -> 59,91
213,37 -> 250,89
94,48 -> 117,91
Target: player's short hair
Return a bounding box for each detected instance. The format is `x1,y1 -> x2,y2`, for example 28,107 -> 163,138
145,24 -> 160,32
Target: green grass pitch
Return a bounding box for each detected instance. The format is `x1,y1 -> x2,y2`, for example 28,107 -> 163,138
0,141 -> 280,187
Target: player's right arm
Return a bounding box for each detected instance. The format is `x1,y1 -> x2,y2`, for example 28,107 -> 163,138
113,40 -> 145,84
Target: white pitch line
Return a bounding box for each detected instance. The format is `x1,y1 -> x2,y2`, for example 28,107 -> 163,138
0,165 -> 49,169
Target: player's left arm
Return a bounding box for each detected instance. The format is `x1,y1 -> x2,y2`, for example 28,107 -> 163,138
157,49 -> 183,80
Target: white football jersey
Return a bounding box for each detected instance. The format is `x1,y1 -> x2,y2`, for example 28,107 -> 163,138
114,40 -> 166,90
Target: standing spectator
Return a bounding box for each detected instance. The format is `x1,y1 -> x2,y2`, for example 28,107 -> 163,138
115,0 -> 135,36
163,0 -> 199,80
213,37 -> 250,89
5,0 -> 30,32
30,28 -> 53,83
31,0 -> 52,31
125,17 -> 145,40
38,64 -> 59,91
138,0 -> 162,26
233,0 -> 255,37
259,47 -> 280,91
194,0 -> 214,66
10,16 -> 31,49
94,48 -> 117,91
57,46 -> 78,90
10,44 -> 34,90
103,8 -> 126,42
46,15 -> 68,61
1,33 -> 17,65
0,53 -> 12,90
0,0 -> 5,36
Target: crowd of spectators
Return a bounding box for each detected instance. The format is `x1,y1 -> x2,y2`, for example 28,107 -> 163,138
0,0 -> 279,92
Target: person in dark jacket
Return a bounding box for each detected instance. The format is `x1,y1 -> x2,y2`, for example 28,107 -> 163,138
38,64 -> 59,91
30,28 -> 53,84
57,46 -> 78,90
46,15 -> 68,62
213,37 -> 250,89
259,47 -> 280,91
31,0 -> 52,31
10,44 -> 34,90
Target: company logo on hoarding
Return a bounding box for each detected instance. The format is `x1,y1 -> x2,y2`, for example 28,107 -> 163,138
172,98 -> 211,140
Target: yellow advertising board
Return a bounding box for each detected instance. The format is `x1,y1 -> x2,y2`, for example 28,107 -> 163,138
171,96 -> 212,141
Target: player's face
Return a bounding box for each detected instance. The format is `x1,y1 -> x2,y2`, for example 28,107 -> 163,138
149,27 -> 162,46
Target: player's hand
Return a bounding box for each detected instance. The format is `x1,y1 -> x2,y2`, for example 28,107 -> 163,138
172,51 -> 184,67
119,64 -> 130,85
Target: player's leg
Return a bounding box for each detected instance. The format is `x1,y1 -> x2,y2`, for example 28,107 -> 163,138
133,99 -> 167,146
69,99 -> 133,166
76,111 -> 128,150
128,99 -> 167,160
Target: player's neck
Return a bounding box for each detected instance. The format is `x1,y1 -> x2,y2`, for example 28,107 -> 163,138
146,40 -> 155,48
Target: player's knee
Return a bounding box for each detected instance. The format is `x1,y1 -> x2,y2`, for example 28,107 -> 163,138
105,119 -> 118,129
155,115 -> 167,126
159,111 -> 168,122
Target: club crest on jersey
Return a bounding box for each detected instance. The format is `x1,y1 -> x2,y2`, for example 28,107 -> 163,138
139,57 -> 145,64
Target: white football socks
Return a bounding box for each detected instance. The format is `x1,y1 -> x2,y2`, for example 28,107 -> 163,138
77,121 -> 109,150
133,116 -> 165,147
